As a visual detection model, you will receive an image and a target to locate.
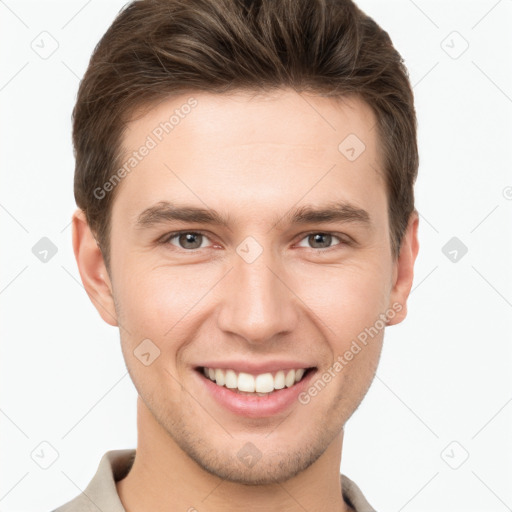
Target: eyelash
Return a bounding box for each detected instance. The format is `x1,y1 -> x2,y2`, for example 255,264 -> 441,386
158,230 -> 351,252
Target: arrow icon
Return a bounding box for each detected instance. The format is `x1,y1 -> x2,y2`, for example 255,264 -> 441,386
134,339 -> 161,366
442,237 -> 468,263
338,134 -> 365,161
440,31 -> 469,60
440,440 -> 469,469
31,441 -> 59,468
32,237 -> 58,262
237,441 -> 262,467
236,236 -> 263,263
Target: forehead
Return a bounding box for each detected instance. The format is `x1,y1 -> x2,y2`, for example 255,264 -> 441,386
112,89 -> 385,227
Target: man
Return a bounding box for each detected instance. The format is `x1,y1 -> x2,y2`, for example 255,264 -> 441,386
54,0 -> 419,510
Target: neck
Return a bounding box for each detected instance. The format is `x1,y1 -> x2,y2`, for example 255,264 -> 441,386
116,396 -> 352,512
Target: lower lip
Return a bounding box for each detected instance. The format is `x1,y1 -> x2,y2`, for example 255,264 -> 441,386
195,368 -> 317,418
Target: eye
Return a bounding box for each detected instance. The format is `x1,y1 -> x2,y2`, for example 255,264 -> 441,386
162,231 -> 212,250
296,232 -> 344,250
159,230 -> 349,252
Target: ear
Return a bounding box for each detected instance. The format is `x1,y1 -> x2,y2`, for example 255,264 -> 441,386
72,208 -> 118,327
387,210 -> 419,326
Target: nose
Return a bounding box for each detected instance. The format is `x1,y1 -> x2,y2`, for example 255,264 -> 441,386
216,249 -> 299,345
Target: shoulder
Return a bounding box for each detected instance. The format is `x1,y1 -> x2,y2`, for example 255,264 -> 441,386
50,449 -> 135,512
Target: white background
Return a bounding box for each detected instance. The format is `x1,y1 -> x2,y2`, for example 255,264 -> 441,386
1,1 -> 511,511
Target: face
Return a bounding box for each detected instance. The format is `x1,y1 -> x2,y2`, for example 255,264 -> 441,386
74,88 -> 418,485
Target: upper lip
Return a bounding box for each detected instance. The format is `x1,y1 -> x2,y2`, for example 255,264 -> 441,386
195,360 -> 317,375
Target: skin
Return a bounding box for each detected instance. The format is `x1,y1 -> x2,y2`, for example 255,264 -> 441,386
72,89 -> 419,512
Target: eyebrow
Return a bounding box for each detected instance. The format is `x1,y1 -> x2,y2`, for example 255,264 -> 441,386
135,200 -> 371,230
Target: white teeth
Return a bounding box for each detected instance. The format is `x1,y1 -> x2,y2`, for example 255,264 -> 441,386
225,369 -> 238,389
201,366 -> 309,394
274,370 -> 285,389
215,368 -> 225,387
285,369 -> 295,388
237,372 -> 255,392
255,373 -> 274,393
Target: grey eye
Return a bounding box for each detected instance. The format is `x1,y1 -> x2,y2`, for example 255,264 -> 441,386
168,232 -> 208,250
297,233 -> 341,249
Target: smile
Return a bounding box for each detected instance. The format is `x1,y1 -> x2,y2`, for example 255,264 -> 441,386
194,365 -> 317,418
200,366 -> 312,395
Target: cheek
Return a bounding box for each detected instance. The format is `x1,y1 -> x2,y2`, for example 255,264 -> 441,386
292,260 -> 391,334
113,265 -> 186,340
118,260 -> 223,354
114,267 -> 198,399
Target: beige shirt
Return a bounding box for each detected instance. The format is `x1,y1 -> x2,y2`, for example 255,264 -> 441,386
51,449 -> 376,512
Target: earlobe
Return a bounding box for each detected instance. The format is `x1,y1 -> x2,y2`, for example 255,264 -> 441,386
72,208 -> 118,327
387,211 -> 420,326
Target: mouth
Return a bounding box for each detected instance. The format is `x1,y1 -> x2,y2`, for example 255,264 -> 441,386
195,366 -> 316,396
193,365 -> 317,420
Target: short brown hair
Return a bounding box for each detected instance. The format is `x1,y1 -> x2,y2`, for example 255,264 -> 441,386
73,0 -> 418,274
